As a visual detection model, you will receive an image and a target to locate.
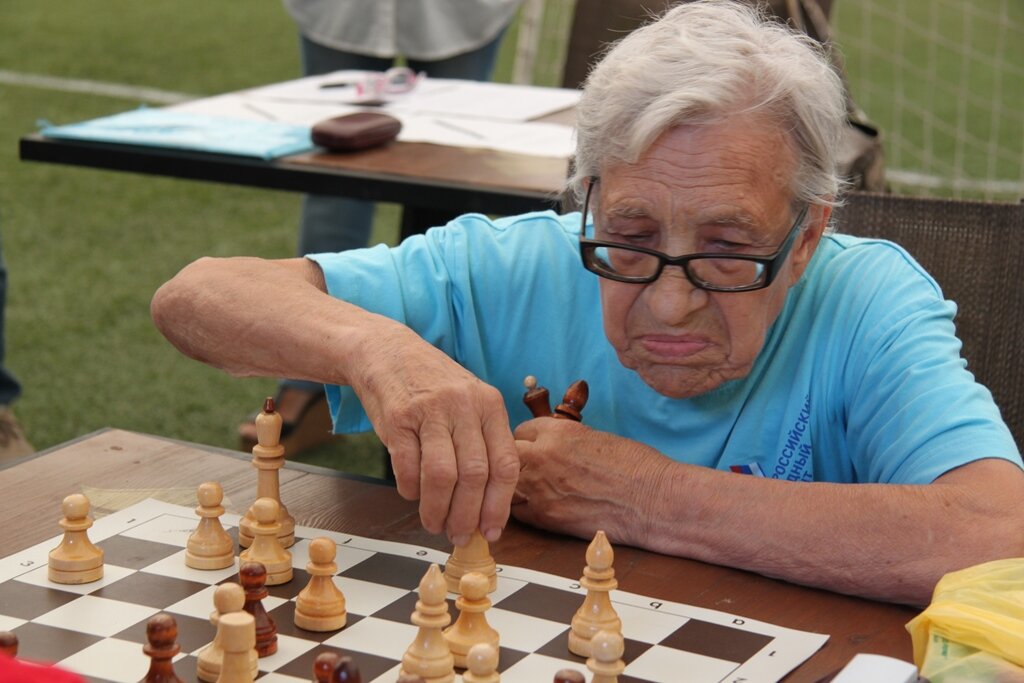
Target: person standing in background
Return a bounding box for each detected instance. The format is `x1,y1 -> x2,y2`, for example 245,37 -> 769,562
237,0 -> 524,456
0,230 -> 32,465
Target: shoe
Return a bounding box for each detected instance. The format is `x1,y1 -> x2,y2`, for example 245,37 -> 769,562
237,387 -> 341,457
0,407 -> 34,466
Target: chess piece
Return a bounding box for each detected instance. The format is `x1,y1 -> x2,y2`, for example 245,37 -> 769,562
294,537 -> 347,631
586,630 -> 625,683
553,380 -> 588,421
522,376 -> 552,418
48,493 -> 104,584
396,676 -> 427,683
0,631 -> 17,657
313,652 -> 341,682
186,481 -> 235,570
443,572 -> 498,668
216,611 -> 257,683
400,563 -> 455,683
568,530 -> 621,658
141,613 -> 184,683
239,397 -> 296,549
554,670 -> 585,683
330,656 -> 362,682
197,583 -> 258,683
443,530 -> 496,594
239,498 -> 293,585
239,561 -> 278,657
461,642 -> 499,683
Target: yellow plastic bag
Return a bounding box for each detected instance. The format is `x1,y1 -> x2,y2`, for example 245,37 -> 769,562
906,558 -> 1024,682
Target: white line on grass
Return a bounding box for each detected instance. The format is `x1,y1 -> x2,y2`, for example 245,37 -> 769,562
886,169 -> 1023,197
0,69 -> 194,104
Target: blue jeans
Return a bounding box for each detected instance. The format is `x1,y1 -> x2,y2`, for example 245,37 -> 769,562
284,31 -> 506,394
0,231 -> 22,406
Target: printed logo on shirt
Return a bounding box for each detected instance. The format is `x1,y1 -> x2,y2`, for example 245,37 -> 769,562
772,394 -> 813,482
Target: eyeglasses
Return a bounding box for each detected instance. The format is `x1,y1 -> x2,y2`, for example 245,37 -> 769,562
579,178 -> 808,292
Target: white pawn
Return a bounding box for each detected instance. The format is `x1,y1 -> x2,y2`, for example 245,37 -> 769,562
586,630 -> 625,683
568,530 -> 621,657
48,493 -> 104,584
238,498 -> 292,585
400,563 -> 455,683
443,572 -> 498,668
216,611 -> 256,683
294,537 -> 347,631
444,530 -> 496,594
197,583 -> 258,683
187,482 -> 235,570
462,642 -> 500,683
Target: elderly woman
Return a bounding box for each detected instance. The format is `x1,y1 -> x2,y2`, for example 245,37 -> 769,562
151,0 -> 1023,605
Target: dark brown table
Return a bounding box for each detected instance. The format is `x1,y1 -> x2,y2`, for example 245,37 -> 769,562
18,107 -> 574,240
0,428 -> 919,681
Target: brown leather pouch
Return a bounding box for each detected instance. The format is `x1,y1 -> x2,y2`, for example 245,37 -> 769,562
311,112 -> 402,151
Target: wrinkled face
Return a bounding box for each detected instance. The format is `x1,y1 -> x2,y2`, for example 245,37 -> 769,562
592,117 -> 828,398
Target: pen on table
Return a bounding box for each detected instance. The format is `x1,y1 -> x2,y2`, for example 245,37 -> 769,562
434,118 -> 486,140
243,102 -> 278,121
319,79 -> 360,89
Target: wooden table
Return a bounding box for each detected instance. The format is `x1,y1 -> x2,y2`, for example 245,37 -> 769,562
18,107 -> 574,240
0,428 -> 918,681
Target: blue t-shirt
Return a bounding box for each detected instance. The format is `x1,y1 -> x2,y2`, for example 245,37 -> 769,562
309,211 -> 1022,485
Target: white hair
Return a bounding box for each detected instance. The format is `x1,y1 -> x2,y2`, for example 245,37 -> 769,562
569,0 -> 848,207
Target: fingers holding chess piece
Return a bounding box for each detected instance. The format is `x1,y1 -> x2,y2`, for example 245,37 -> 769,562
295,537 -> 347,631
142,613 -> 184,683
586,629 -> 625,683
239,498 -> 292,585
187,482 -> 235,570
48,493 -> 104,584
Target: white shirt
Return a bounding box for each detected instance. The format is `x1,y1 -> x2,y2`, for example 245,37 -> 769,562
282,0 -> 523,61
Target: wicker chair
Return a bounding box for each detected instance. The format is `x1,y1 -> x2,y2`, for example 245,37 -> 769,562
833,192 -> 1024,449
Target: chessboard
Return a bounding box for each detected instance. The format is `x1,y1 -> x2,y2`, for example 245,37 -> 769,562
0,498 -> 827,683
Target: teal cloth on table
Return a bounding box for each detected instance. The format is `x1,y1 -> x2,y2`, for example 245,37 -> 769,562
41,108 -> 313,159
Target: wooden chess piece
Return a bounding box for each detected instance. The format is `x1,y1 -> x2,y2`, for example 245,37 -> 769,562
313,652 -> 341,682
553,380 -> 588,421
239,561 -> 278,657
396,675 -> 427,683
294,537 -> 347,631
554,670 -> 586,683
330,656 -> 362,682
239,497 -> 292,585
443,530 -> 496,594
216,611 -> 257,683
568,530 -> 621,658
48,493 -> 104,584
522,376 -> 552,418
197,582 -> 258,683
461,642 -> 499,683
0,631 -> 17,657
141,613 -> 184,683
186,481 -> 235,570
586,630 -> 625,683
443,572 -> 498,668
399,563 -> 455,683
239,397 -> 296,549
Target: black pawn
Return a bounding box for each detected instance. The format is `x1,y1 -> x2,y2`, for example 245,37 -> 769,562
141,613 -> 183,683
331,655 -> 362,682
240,560 -> 278,657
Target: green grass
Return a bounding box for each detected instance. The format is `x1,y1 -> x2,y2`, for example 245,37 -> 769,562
0,0 -> 1019,477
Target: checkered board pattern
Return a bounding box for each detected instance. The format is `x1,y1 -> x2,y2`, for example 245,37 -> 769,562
0,499 -> 827,683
